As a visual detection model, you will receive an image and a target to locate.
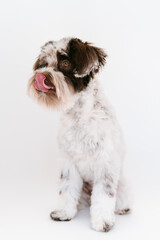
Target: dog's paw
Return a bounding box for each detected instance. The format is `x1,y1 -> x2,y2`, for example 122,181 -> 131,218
91,213 -> 115,232
50,210 -> 72,221
116,208 -> 131,215
91,220 -> 114,232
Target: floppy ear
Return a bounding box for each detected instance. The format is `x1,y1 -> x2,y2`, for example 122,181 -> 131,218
68,38 -> 107,77
92,46 -> 107,71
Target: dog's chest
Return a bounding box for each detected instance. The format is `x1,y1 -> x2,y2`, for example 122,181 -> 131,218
58,104 -> 108,165
59,115 -> 101,157
58,116 -> 98,181
57,89 -> 113,180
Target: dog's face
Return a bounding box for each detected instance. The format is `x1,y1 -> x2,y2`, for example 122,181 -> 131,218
28,37 -> 107,109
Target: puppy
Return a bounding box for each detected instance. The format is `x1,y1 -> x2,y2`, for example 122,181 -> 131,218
28,37 -> 131,232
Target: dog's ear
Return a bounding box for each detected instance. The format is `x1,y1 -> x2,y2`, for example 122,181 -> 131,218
68,38 -> 107,77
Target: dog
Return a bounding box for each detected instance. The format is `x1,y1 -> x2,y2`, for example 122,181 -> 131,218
28,37 -> 131,232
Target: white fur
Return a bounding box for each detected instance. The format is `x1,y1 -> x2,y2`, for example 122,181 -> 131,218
51,78 -> 131,231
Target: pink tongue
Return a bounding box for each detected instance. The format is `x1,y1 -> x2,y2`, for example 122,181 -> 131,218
34,73 -> 51,92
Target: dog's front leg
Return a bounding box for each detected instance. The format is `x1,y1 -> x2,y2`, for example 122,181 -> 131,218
90,174 -> 117,232
50,159 -> 83,221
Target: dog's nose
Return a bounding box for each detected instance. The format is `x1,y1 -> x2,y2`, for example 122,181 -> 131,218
35,73 -> 46,82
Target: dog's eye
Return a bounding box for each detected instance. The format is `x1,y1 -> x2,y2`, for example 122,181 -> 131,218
59,59 -> 71,70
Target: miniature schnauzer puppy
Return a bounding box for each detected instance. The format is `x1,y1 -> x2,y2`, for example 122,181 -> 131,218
28,37 -> 131,232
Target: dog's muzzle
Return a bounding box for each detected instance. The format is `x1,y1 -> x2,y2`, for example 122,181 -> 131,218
34,73 -> 55,92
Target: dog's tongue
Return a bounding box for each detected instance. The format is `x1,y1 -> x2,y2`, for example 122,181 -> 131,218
34,73 -> 52,92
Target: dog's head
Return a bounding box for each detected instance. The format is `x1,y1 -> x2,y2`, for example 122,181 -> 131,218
28,37 -> 107,109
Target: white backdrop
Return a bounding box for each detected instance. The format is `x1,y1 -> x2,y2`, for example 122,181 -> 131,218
0,0 -> 160,239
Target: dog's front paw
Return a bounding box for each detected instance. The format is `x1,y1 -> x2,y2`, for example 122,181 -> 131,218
91,214 -> 115,232
91,220 -> 114,232
50,210 -> 74,221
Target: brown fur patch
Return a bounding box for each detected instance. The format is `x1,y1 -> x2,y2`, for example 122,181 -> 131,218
116,208 -> 131,215
56,38 -> 107,92
103,223 -> 113,232
60,170 -> 70,180
33,57 -> 48,70
68,38 -> 107,76
83,181 -> 92,195
103,175 -> 115,197
108,192 -> 114,198
106,184 -> 111,189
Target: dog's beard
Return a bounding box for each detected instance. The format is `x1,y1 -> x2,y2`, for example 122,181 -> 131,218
27,68 -> 74,109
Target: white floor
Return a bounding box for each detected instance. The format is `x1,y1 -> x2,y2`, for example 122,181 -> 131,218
0,186 -> 159,240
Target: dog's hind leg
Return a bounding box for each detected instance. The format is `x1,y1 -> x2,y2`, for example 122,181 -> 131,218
115,175 -> 132,215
